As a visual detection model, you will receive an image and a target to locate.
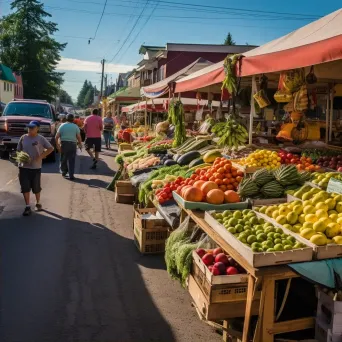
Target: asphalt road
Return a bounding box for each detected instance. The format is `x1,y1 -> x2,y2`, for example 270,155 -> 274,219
0,148 -> 220,342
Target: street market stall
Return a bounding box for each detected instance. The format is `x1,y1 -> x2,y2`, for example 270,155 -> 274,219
107,8 -> 342,342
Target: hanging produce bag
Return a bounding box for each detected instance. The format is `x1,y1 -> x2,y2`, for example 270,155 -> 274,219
253,89 -> 270,109
294,85 -> 308,112
274,73 -> 293,103
306,66 -> 317,84
283,68 -> 305,93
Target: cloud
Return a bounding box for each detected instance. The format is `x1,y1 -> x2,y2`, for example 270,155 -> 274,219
57,57 -> 135,73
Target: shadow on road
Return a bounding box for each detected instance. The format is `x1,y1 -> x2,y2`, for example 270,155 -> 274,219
0,210 -> 174,342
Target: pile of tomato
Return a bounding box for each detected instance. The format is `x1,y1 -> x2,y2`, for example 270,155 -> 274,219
191,157 -> 244,192
155,176 -> 187,204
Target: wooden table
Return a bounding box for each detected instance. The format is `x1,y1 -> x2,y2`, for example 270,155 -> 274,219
179,208 -> 315,342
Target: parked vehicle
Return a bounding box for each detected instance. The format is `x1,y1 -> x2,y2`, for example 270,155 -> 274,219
0,99 -> 57,161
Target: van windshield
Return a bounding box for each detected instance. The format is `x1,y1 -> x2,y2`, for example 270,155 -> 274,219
3,102 -> 52,118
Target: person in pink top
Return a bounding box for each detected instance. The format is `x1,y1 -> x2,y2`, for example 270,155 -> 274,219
84,108 -> 103,169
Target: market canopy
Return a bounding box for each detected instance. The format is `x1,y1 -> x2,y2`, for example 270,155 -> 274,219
175,8 -> 342,93
141,58 -> 213,99
121,97 -> 220,114
108,87 -> 141,103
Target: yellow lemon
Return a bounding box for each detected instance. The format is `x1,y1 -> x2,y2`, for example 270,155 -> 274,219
336,202 -> 342,213
276,215 -> 287,225
298,214 -> 306,224
272,210 -> 280,219
305,214 -> 319,223
303,205 -> 315,215
332,236 -> 342,245
329,214 -> 339,222
287,212 -> 298,225
325,223 -> 341,238
293,205 -> 303,215
300,228 -> 315,240
310,234 -> 328,246
303,200 -> 312,207
279,206 -> 291,216
303,222 -> 313,229
316,209 -> 329,219
316,202 -> 329,212
325,198 -> 336,210
313,220 -> 327,233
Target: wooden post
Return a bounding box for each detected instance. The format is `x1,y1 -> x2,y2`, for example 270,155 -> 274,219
242,274 -> 256,342
144,98 -> 148,136
249,76 -> 256,145
329,87 -> 334,142
326,86 -> 330,144
261,276 -> 276,342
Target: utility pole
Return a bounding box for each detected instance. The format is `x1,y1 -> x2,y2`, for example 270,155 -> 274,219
104,74 -> 108,96
100,59 -> 105,99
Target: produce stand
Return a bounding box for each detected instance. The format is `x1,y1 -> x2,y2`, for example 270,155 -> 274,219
177,206 -> 315,342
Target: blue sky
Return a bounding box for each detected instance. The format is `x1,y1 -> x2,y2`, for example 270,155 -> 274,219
1,0 -> 341,100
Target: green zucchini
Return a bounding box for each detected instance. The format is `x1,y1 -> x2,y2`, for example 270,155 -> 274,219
177,151 -> 201,166
189,157 -> 204,168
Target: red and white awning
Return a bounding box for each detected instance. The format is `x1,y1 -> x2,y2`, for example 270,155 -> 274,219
175,8 -> 342,93
141,58 -> 212,98
121,97 -> 220,113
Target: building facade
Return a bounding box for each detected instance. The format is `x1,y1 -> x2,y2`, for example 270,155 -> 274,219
0,64 -> 16,104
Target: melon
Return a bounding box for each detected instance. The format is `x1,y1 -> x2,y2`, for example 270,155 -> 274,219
224,190 -> 241,203
206,189 -> 225,204
180,185 -> 192,198
201,181 -> 219,196
183,187 -> 203,202
193,180 -> 206,190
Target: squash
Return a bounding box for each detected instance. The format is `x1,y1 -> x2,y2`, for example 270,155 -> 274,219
173,154 -> 180,161
206,189 -> 225,204
203,150 -> 222,163
177,151 -> 201,166
189,157 -> 204,168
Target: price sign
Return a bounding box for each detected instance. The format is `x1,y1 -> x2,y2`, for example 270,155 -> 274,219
327,178 -> 342,194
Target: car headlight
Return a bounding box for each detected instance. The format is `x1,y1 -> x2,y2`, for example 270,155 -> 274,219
0,121 -> 7,131
39,125 -> 51,133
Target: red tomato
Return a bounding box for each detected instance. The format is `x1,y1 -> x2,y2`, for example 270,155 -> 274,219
195,169 -> 202,175
156,189 -> 162,195
191,174 -> 197,180
164,187 -> 171,193
188,180 -> 194,185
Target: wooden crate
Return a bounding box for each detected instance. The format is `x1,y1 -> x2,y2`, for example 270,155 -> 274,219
133,205 -> 169,229
204,211 -> 313,267
118,144 -> 133,153
188,275 -> 260,321
232,161 -> 262,174
256,211 -> 342,260
115,192 -> 135,204
116,180 -> 136,195
133,223 -> 169,254
251,198 -> 287,206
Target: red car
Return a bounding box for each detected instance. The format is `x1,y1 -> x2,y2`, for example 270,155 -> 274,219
0,99 -> 58,161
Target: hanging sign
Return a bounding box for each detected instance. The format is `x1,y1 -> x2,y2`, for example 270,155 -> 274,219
327,178 -> 342,194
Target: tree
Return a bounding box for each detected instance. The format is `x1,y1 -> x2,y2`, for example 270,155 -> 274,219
224,32 -> 236,45
83,86 -> 94,107
77,80 -> 89,106
59,89 -> 73,105
0,0 -> 66,102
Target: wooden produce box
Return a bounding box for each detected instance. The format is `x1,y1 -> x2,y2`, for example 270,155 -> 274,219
188,275 -> 260,321
115,180 -> 136,204
191,251 -> 250,304
133,222 -> 169,254
118,144 -> 133,153
256,211 -> 342,260
232,161 -> 262,174
251,197 -> 287,206
172,191 -> 250,211
204,211 -> 313,268
115,192 -> 135,204
133,205 -> 169,229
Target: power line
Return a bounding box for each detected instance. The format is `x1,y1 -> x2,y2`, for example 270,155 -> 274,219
108,0 -> 150,63
89,0 -> 108,42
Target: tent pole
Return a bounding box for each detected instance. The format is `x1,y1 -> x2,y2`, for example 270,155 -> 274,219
144,98 -> 148,136
326,87 -> 330,144
249,76 -> 256,145
329,87 -> 334,142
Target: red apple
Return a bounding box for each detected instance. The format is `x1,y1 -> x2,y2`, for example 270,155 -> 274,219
213,262 -> 226,275
226,266 -> 239,275
213,247 -> 223,256
211,266 -> 220,276
196,248 -> 206,258
208,265 -> 213,272
202,253 -> 214,266
215,253 -> 229,265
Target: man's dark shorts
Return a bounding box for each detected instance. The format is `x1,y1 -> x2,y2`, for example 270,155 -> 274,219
19,168 -> 42,194
85,137 -> 101,152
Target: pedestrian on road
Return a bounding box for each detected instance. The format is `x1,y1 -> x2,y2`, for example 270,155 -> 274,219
17,121 -> 54,216
84,108 -> 103,169
55,114 -> 82,180
103,111 -> 114,149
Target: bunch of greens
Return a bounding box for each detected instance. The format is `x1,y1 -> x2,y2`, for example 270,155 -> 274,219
168,100 -> 186,148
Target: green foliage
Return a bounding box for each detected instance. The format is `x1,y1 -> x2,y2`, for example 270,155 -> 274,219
224,32 -> 236,45
0,0 -> 66,102
76,80 -> 94,107
59,89 -> 73,105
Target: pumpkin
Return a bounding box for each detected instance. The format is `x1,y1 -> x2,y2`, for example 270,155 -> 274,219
224,190 -> 241,203
206,189 -> 225,204
183,187 -> 203,202
201,181 -> 219,196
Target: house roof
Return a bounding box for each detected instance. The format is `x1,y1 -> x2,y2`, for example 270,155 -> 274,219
139,45 -> 165,54
165,43 -> 258,54
0,64 -> 16,83
108,86 -> 141,102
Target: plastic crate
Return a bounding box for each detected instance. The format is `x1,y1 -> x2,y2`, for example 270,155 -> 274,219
133,223 -> 169,254
317,290 -> 342,334
315,317 -> 342,342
